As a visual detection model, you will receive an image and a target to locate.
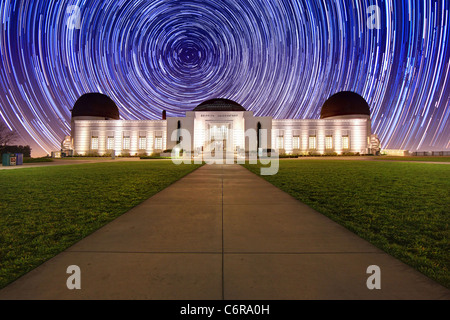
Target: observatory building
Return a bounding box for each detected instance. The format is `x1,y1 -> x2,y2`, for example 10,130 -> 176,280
68,92 -> 380,157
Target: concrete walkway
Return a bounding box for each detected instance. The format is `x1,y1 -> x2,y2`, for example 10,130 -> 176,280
0,164 -> 449,300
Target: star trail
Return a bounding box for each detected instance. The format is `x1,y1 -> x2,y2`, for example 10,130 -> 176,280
0,0 -> 449,156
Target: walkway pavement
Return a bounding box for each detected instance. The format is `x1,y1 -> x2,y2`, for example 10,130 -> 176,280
0,164 -> 449,299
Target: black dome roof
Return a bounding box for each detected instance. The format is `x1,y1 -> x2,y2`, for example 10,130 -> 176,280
193,98 -> 246,111
320,91 -> 370,119
71,93 -> 120,119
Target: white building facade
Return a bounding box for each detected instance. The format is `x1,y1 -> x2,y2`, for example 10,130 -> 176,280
69,93 -> 380,157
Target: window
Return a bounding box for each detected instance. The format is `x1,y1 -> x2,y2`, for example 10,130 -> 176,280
154,131 -> 163,150
276,136 -> 284,150
342,136 -> 349,150
123,134 -> 130,150
154,137 -> 162,150
210,125 -> 228,140
309,136 -> 316,150
293,136 -> 300,150
325,135 -> 333,150
91,136 -> 99,150
139,137 -> 147,150
107,136 -> 115,150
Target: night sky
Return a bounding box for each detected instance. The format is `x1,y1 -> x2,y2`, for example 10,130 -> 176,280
0,0 -> 449,156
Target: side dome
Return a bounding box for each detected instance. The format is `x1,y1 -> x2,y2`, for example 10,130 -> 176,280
320,91 -> 370,119
71,93 -> 120,119
193,98 -> 246,111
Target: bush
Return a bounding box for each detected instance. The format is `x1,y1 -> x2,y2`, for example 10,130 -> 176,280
140,152 -> 165,159
23,157 -> 53,163
137,152 -> 148,157
279,154 -> 298,158
85,151 -> 100,157
296,152 -> 310,157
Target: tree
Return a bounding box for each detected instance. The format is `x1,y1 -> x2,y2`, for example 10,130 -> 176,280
1,145 -> 31,157
0,120 -> 19,151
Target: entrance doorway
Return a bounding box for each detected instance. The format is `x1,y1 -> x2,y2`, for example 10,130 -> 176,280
207,124 -> 230,155
210,138 -> 227,154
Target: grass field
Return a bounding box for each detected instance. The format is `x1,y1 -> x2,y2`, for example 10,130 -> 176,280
243,160 -> 450,288
374,156 -> 450,162
0,161 -> 201,288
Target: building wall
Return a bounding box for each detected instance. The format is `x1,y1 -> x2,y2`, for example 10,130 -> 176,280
73,119 -> 167,156
72,113 -> 371,156
271,118 -> 370,154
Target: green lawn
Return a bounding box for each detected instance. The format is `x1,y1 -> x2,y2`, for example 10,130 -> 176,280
243,160 -> 450,288
374,156 -> 450,162
56,156 -> 107,160
0,161 -> 201,288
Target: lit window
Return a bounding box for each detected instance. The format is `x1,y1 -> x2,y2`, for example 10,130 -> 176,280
91,136 -> 98,150
139,137 -> 147,150
276,136 -> 284,149
123,135 -> 130,150
342,136 -> 349,149
155,137 -> 162,150
210,125 -> 227,140
325,135 -> 333,150
309,136 -> 316,150
293,136 -> 300,150
107,136 -> 115,150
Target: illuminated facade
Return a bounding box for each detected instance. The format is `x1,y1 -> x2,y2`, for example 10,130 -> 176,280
70,92 -> 380,157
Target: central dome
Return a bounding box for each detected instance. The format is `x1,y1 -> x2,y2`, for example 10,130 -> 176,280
193,99 -> 246,112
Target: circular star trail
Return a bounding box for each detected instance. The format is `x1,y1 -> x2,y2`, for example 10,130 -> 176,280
0,0 -> 449,155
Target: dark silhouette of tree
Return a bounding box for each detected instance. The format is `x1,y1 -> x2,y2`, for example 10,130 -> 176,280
0,120 -> 19,152
1,145 -> 31,157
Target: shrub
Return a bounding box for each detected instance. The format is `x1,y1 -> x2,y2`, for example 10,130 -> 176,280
137,152 -> 148,157
23,157 -> 53,163
279,154 -> 298,158
85,151 -> 100,157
